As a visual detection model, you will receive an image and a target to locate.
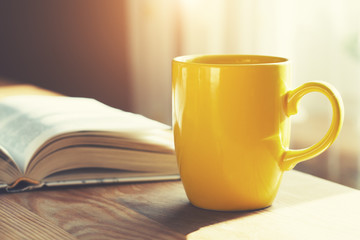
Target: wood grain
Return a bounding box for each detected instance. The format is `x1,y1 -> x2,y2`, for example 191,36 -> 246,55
1,186 -> 184,240
105,171 -> 360,239
0,198 -> 75,240
2,171 -> 360,240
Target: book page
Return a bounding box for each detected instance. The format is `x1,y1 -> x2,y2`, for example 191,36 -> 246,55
0,145 -> 22,184
0,95 -> 171,173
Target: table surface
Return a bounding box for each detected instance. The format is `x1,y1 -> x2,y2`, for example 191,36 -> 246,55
1,81 -> 360,240
1,171 -> 360,240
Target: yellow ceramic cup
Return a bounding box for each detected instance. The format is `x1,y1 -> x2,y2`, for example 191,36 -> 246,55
172,55 -> 344,211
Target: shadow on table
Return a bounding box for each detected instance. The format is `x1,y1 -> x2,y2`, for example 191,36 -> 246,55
117,172 -> 355,235
117,182 -> 266,235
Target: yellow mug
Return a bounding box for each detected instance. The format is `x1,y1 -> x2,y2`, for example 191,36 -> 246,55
172,55 -> 344,211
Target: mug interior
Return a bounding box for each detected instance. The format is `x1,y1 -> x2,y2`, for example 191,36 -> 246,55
174,55 -> 288,65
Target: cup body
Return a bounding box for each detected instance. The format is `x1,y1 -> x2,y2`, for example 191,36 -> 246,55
172,55 -> 291,211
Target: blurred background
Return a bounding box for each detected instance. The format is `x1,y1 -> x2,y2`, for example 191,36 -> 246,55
0,0 -> 360,188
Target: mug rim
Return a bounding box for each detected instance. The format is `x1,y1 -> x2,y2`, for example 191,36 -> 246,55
173,54 -> 289,66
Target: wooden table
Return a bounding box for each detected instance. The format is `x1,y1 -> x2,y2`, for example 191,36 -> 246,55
0,81 -> 360,239
0,171 -> 360,240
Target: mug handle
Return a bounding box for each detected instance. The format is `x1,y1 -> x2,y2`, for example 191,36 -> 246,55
280,81 -> 344,171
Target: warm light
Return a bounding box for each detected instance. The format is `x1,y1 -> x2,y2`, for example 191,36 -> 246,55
179,0 -> 203,10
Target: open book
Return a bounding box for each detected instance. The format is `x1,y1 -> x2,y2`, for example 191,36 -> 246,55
0,95 -> 179,192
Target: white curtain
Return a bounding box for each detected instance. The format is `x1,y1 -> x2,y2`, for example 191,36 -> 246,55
126,0 -> 178,124
127,0 -> 360,122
